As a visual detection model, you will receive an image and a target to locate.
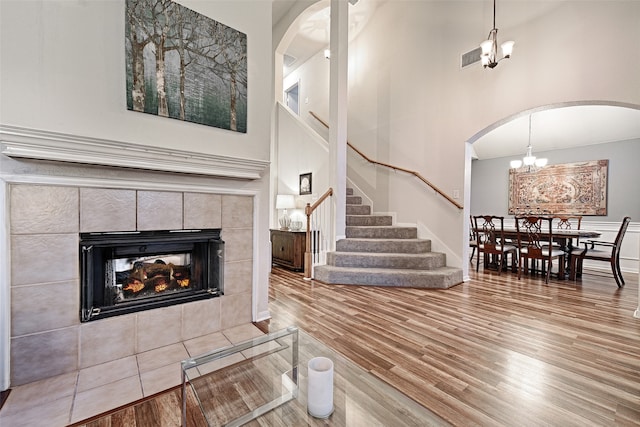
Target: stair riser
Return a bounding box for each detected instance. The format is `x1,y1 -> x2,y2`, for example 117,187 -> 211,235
346,195 -> 362,205
336,239 -> 432,253
346,216 -> 393,226
327,253 -> 446,269
346,227 -> 417,239
313,268 -> 463,289
346,205 -> 371,215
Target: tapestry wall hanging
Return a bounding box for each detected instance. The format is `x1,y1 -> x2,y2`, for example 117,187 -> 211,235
508,160 -> 608,216
125,0 -> 247,132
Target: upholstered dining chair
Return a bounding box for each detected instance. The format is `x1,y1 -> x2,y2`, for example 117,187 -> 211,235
515,216 -> 566,284
473,215 -> 517,274
569,216 -> 631,287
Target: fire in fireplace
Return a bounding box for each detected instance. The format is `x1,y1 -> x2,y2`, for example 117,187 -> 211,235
80,229 -> 223,322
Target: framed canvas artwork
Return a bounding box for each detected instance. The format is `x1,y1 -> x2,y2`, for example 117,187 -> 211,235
299,173 -> 312,195
125,0 -> 247,132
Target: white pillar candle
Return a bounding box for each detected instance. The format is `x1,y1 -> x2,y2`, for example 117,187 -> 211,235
307,356 -> 334,418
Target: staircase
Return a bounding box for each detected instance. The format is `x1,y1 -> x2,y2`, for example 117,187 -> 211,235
313,189 -> 463,289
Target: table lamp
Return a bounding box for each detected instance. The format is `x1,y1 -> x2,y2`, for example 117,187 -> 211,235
276,194 -> 296,230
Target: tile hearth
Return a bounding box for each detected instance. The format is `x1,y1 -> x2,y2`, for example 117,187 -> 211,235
0,324 -> 265,427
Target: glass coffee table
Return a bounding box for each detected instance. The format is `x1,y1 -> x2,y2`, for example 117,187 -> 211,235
181,326 -> 447,426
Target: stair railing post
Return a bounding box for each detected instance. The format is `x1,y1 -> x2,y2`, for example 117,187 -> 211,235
304,203 -> 312,279
304,188 -> 334,280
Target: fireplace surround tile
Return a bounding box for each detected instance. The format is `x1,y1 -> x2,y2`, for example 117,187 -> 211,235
183,331 -> 232,357
136,304 -> 183,353
136,342 -> 189,374
182,298 -> 222,341
184,192 -> 222,229
10,184 -> 79,234
11,281 -> 79,336
8,183 -> 255,387
80,188 -> 136,232
222,194 -> 253,228
224,228 -> 253,262
224,260 -> 253,295
11,327 -> 79,386
222,323 -> 266,344
137,190 -> 183,230
220,292 -> 252,330
70,375 -> 143,424
0,393 -> 73,427
79,315 -> 136,369
0,371 -> 77,416
76,355 -> 138,393
11,233 -> 78,286
140,362 -> 183,396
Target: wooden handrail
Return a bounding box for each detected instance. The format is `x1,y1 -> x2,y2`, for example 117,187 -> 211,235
304,187 -> 333,279
309,111 -> 463,210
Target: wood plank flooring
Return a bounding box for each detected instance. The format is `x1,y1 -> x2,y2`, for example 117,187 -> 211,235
74,266 -> 640,426
264,267 -> 640,426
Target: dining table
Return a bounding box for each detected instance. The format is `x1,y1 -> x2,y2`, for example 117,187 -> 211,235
478,227 -> 602,280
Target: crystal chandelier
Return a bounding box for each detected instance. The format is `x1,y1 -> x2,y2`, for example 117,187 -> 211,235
480,0 -> 515,69
510,115 -> 547,170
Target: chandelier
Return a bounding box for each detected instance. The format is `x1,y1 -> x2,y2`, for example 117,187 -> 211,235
510,115 -> 547,170
480,0 -> 515,69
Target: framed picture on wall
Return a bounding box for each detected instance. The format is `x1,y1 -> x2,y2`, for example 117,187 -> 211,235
299,173 -> 312,195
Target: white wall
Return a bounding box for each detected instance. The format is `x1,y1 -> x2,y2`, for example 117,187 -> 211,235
275,102 -> 330,221
283,50 -> 331,138
0,0 -> 272,161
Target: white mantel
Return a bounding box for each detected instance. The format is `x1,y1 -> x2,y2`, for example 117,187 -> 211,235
0,125 -> 269,180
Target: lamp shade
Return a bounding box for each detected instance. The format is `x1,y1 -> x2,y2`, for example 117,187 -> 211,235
535,158 -> 548,167
501,40 -> 515,57
480,40 -> 493,56
276,194 -> 296,210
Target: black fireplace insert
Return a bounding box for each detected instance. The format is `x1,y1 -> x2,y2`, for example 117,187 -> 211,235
80,229 -> 223,322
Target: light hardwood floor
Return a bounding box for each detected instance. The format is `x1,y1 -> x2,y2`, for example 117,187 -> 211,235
73,266 -> 639,426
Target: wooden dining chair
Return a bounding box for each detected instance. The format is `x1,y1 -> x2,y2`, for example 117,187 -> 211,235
552,215 -> 582,247
515,216 -> 566,284
569,216 -> 631,287
473,215 -> 517,274
469,215 -> 478,265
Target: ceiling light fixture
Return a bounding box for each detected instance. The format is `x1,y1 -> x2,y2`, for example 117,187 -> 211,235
480,0 -> 514,69
510,115 -> 547,170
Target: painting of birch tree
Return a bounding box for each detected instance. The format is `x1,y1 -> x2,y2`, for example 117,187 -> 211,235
125,0 -> 247,133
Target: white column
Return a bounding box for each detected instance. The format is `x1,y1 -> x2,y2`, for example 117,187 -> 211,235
634,238 -> 640,318
0,179 -> 10,390
329,0 -> 348,242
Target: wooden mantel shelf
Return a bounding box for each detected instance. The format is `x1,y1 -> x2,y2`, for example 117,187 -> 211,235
0,125 -> 269,180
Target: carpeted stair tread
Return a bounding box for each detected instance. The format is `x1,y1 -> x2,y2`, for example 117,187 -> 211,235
346,215 -> 393,226
336,238 -> 432,253
327,251 -> 446,269
313,265 -> 462,289
346,225 -> 417,239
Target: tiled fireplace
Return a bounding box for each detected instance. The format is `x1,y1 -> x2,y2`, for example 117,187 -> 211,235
8,183 -> 254,386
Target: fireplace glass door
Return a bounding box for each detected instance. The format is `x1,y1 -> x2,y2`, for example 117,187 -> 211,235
80,230 -> 223,322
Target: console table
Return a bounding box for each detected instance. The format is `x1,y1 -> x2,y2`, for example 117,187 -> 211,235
270,229 -> 306,271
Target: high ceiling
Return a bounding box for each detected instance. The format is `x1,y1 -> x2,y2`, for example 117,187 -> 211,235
472,104 -> 640,160
272,1 -> 640,159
